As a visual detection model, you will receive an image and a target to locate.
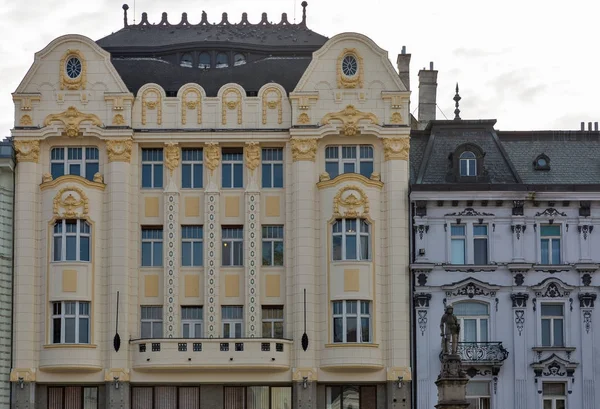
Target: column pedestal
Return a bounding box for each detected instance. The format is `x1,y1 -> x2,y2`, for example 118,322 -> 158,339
434,354 -> 469,409
11,382 -> 35,409
386,381 -> 412,409
293,381 -> 317,409
106,382 -> 130,409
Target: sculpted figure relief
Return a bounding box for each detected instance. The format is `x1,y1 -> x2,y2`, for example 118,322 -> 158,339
440,305 -> 460,355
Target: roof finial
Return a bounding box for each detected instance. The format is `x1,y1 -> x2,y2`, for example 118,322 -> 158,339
301,1 -> 308,25
122,4 -> 129,27
453,83 -> 462,120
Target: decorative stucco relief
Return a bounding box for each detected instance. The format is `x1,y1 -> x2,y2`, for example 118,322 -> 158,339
182,88 -> 202,125
205,143 -> 221,174
244,142 -> 260,172
106,139 -> 133,163
60,49 -> 87,90
142,88 -> 162,125
222,88 -> 242,125
53,186 -> 89,218
14,140 -> 40,163
382,137 -> 410,161
321,105 -> 379,136
290,138 -> 317,162
262,87 -> 282,124
164,142 -> 180,175
43,106 -> 102,138
333,185 -> 370,218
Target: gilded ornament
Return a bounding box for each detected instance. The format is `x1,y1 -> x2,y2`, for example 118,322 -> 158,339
297,113 -> 310,124
336,48 -> 364,89
290,138 -> 318,162
112,114 -> 125,125
333,185 -> 370,217
142,88 -> 162,125
370,172 -> 381,181
12,95 -> 40,111
93,173 -> 103,183
10,368 -> 36,382
14,140 -> 40,163
181,88 -> 202,125
164,143 -> 180,175
319,172 -> 331,182
321,105 -> 379,136
106,139 -> 133,163
43,106 -> 102,138
104,368 -> 130,382
60,49 -> 87,91
205,143 -> 221,173
42,173 -> 53,183
383,137 -> 410,161
19,115 -> 33,126
390,112 -> 402,124
53,186 -> 89,218
262,87 -> 283,124
245,142 -> 260,172
222,89 -> 242,125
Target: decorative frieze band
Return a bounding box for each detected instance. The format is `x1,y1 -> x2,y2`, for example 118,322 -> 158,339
245,192 -> 260,337
164,192 -> 179,338
205,192 -> 220,338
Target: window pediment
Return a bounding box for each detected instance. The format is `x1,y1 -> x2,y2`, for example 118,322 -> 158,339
442,278 -> 500,299
333,185 -> 370,218
531,353 -> 578,376
53,186 -> 89,219
532,278 -> 575,298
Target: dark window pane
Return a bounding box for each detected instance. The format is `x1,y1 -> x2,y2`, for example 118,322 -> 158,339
333,317 -> 343,342
261,163 -> 271,188
69,163 -> 81,176
273,163 -> 283,187
154,164 -> 163,188
65,317 -> 75,343
346,235 -> 357,260
262,241 -> 272,266
474,238 -> 488,264
153,242 -> 163,266
51,163 -> 64,179
85,163 -> 99,181
79,317 -> 89,343
182,164 -> 192,188
361,317 -> 370,342
326,162 -> 338,178
53,318 -> 61,343
273,241 -> 284,266
233,163 -> 243,188
360,161 -> 373,178
554,319 -> 564,346
193,164 -> 203,188
80,237 -> 90,261
222,242 -> 231,266
182,242 -> 191,266
332,235 -> 342,261
142,164 -> 152,188
193,242 -> 203,266
141,242 -> 151,266
66,236 -> 76,261
222,164 -> 232,188
346,317 -> 357,342
54,236 -> 62,261
343,162 -> 355,174
541,319 -> 551,346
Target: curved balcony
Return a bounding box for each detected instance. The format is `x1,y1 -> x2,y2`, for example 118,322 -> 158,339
320,343 -> 384,372
131,338 -> 292,372
39,344 -> 102,373
440,342 -> 509,365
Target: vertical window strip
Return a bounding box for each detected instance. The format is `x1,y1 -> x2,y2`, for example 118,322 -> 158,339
141,148 -> 164,189
450,225 -> 466,264
332,219 -> 370,261
222,149 -> 244,188
261,148 -> 284,188
182,225 -> 203,267
261,306 -> 284,338
182,148 -> 203,189
142,227 -> 163,267
53,219 -> 91,262
262,225 -> 284,266
141,306 -> 163,338
332,300 -> 371,343
51,301 -> 90,344
222,227 -> 244,266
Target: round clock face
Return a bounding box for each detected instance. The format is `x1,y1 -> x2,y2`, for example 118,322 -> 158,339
66,57 -> 82,79
342,55 -> 358,77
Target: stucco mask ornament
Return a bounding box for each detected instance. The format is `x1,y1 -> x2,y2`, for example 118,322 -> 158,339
440,305 -> 460,355
164,143 -> 180,175
245,142 -> 260,172
205,143 -> 221,174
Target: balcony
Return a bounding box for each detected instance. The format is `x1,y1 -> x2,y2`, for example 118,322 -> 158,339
131,338 -> 292,372
440,342 -> 509,365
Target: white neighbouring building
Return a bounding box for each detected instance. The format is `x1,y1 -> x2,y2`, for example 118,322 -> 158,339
10,4 -> 414,409
410,115 -> 600,409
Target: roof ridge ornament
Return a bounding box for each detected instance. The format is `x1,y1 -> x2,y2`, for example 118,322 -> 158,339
301,1 -> 308,26
240,12 -> 250,25
280,13 -> 290,25
453,83 -> 461,120
158,12 -> 170,26
122,4 -> 129,28
179,12 -> 190,26
219,12 -> 230,25
140,12 -> 150,25
260,12 -> 269,25
200,10 -> 209,25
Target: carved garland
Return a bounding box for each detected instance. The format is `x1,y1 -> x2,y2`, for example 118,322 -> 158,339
321,105 -> 379,136
262,87 -> 282,125
43,106 -> 102,138
222,88 -> 243,125
142,88 -> 162,125
60,49 -> 87,90
53,186 -> 89,218
333,185 -> 370,218
204,143 -> 221,174
182,88 -> 202,125
106,139 -> 133,163
290,138 -> 317,162
164,143 -> 180,175
14,140 -> 40,163
382,137 -> 410,161
245,142 -> 260,172
336,48 -> 364,89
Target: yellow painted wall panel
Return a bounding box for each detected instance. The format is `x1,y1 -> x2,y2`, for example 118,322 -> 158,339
225,274 -> 240,297
62,270 -> 77,293
145,197 -> 160,217
184,197 -> 200,217
344,269 -> 360,292
184,275 -> 200,298
265,274 -> 281,298
225,196 -> 240,217
265,196 -> 280,217
145,275 -> 159,297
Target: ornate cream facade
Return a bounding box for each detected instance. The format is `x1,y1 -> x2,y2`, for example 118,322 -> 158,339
11,30 -> 411,409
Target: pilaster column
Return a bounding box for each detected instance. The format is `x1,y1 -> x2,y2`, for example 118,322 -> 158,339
244,142 -> 260,337
414,293 -> 432,409
511,213 -> 526,262
577,219 -> 593,261
204,143 -> 221,338
511,292 -> 529,409
579,292 -> 596,409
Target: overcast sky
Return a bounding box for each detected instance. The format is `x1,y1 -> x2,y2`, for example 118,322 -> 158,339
1,0 -> 599,136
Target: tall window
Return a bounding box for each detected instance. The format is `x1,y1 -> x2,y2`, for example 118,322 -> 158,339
262,306 -> 284,338
53,219 -> 91,262
180,53 -> 193,68
132,387 -> 200,409
332,300 -> 371,343
182,148 -> 203,188
216,53 -> 229,68
450,225 -> 466,264
141,306 -> 163,338
141,148 -> 163,189
198,52 -> 211,69
543,383 -> 567,409
332,219 -> 370,261
52,301 -> 90,344
50,147 -> 99,181
262,225 -> 283,266
466,382 -> 491,409
222,148 -> 243,188
326,386 -> 376,409
541,225 -> 561,264
181,306 -> 203,338
224,386 -> 292,409
141,227 -> 163,267
222,306 -> 243,338
460,151 -> 477,176
261,148 -> 283,188
325,145 -> 374,179
222,227 -> 243,266
48,386 -> 98,409
541,304 -> 564,347
473,224 -> 488,264
182,225 -> 203,267
454,302 -> 489,342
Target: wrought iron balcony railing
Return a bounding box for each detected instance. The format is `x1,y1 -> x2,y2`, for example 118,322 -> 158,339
440,342 -> 509,364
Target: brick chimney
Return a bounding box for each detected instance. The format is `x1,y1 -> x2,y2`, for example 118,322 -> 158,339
418,62 -> 438,123
397,45 -> 411,90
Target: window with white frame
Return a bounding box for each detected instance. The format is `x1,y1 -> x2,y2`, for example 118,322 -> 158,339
222,226 -> 243,266
450,225 -> 466,264
222,148 -> 243,188
325,145 -> 374,179
141,227 -> 163,267
51,301 -> 90,344
541,225 -> 561,264
181,306 -> 203,338
181,225 -> 203,267
332,300 -> 371,343
141,306 -> 163,338
454,302 -> 489,342
53,219 -> 91,262
466,381 -> 491,409
222,306 -> 243,338
262,306 -> 283,338
141,148 -> 164,189
261,148 -> 283,188
541,304 -> 564,347
50,147 -> 99,181
181,148 -> 203,188
543,382 -> 567,409
473,224 -> 488,264
332,219 -> 370,261
460,151 -> 477,176
262,225 -> 283,266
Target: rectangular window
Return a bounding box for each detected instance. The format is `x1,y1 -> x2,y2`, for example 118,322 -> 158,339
53,219 -> 91,262
48,386 -> 98,409
50,147 -> 99,182
182,148 -> 203,188
222,306 -> 243,338
141,227 -> 163,267
182,225 -> 203,267
541,225 -> 561,264
325,145 -> 374,179
326,386 -> 376,409
222,226 -> 244,266
466,382 -> 491,409
473,225 -> 488,264
181,306 -> 203,338
332,300 -> 371,343
141,148 -> 164,189
222,386 -> 292,409
332,219 -> 370,261
543,383 -> 567,409
262,225 -> 284,266
222,148 -> 244,188
261,148 -> 284,188
132,387 -> 200,409
541,304 -> 564,347
51,301 -> 90,344
450,225 -> 466,264
141,306 -> 163,338
262,306 -> 284,338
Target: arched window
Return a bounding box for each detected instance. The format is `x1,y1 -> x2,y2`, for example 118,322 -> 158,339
332,219 -> 370,261
216,53 -> 229,68
53,219 -> 91,262
459,151 -> 477,176
234,53 -> 246,66
180,53 -> 193,68
453,302 -> 489,342
198,52 -> 211,69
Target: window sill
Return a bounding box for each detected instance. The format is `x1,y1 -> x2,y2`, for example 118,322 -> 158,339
325,343 -> 379,348
442,264 -> 498,272
140,266 -> 163,269
533,264 -> 572,273
531,346 -> 576,353
40,175 -> 106,191
43,344 -> 97,349
331,260 -> 372,264
50,261 -> 91,264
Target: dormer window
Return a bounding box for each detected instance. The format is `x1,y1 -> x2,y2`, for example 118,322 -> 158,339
198,52 -> 211,69
234,53 -> 246,66
459,151 -> 477,176
180,53 -> 193,68
534,154 -> 551,171
216,53 -> 229,69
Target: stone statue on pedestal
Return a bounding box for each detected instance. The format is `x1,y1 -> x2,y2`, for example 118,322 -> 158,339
440,305 -> 460,355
